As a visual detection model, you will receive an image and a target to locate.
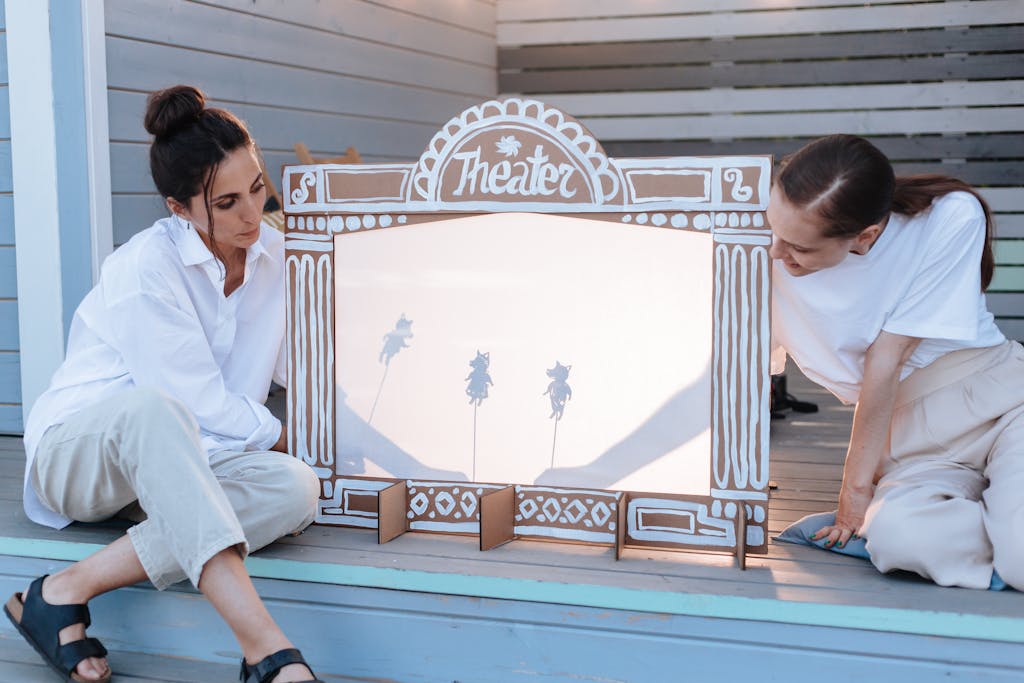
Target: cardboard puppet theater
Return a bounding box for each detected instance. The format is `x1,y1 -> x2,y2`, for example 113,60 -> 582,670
283,99 -> 771,564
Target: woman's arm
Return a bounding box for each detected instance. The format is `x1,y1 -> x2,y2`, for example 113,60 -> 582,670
107,289 -> 282,452
813,330 -> 920,548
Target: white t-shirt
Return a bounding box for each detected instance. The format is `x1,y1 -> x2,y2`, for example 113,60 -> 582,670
22,214 -> 288,528
771,191 -> 1005,405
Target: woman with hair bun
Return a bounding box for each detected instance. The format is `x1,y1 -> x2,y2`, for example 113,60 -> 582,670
6,85 -> 324,682
769,134 -> 1023,591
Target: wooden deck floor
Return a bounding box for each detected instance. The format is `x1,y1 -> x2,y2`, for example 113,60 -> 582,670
1,371 -> 1021,681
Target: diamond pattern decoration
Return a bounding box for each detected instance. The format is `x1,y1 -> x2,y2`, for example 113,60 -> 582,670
518,498 -> 539,520
405,482 -> 504,530
564,499 -> 588,524
409,491 -> 429,516
460,491 -> 478,518
514,488 -> 620,541
591,501 -> 612,527
435,491 -> 456,516
541,498 -> 562,521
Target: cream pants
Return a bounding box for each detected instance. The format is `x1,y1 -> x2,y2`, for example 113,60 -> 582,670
863,340 -> 1024,590
31,388 -> 320,590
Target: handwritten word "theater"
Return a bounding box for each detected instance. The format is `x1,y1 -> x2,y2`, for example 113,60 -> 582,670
450,145 -> 578,198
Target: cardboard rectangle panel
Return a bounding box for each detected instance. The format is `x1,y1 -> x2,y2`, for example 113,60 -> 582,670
479,486 -> 516,551
377,481 -> 408,544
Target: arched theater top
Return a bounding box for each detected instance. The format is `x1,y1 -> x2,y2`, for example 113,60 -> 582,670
284,97 -> 770,215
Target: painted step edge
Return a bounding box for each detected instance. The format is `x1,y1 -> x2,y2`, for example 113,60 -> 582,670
1,535 -> 1020,645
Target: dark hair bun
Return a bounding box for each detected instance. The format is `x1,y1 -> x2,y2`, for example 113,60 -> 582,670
144,85 -> 206,138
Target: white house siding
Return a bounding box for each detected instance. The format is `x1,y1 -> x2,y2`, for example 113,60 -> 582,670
105,0 -> 498,245
0,0 -> 22,434
497,0 -> 1024,341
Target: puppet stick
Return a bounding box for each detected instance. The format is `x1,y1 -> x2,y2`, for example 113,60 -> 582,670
550,417 -> 559,468
367,363 -> 390,425
472,402 -> 478,481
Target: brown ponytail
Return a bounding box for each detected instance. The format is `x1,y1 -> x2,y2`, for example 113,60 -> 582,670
777,135 -> 995,291
891,174 -> 995,290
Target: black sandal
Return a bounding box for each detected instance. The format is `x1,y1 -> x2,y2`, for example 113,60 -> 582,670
3,575 -> 111,682
239,648 -> 325,683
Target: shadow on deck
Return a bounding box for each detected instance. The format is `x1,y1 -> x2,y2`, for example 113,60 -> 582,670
0,371 -> 1021,682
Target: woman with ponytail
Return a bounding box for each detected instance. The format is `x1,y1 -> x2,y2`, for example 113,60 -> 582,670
768,134 -> 1022,591
7,86 -> 324,682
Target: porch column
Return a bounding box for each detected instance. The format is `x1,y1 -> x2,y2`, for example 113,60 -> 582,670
6,0 -> 111,419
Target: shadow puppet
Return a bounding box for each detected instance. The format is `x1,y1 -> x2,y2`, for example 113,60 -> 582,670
534,359 -> 713,491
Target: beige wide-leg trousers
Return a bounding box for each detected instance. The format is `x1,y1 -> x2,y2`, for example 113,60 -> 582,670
863,340 -> 1024,590
31,388 -> 321,590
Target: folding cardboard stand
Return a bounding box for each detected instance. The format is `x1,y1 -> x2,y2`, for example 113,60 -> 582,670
283,98 -> 770,569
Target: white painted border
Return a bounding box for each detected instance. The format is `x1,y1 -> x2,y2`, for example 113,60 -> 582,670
6,0 -> 65,417
81,0 -> 112,281
628,497 -> 736,547
624,169 -> 711,204
324,167 -> 411,204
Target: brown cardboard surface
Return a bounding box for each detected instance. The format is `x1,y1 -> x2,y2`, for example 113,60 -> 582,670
479,486 -> 516,551
377,481 -> 408,544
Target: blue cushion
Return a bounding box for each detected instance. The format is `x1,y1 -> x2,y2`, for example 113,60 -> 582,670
774,511 -> 870,558
775,511 -> 1009,591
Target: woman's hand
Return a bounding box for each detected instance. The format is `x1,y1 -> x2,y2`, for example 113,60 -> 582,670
812,481 -> 873,548
271,422 -> 289,453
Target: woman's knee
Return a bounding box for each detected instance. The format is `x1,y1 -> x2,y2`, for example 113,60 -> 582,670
272,457 -> 321,531
863,500 -> 932,569
863,505 -> 902,563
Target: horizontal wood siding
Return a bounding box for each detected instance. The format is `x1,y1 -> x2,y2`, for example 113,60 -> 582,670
498,0 -> 1023,44
105,0 -> 497,244
498,0 -> 1024,340
0,0 -> 20,434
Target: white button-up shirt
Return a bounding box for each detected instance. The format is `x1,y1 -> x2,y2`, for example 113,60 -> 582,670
23,214 -> 287,528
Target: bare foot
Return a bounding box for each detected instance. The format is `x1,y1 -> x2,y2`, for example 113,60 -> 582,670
35,576 -> 110,681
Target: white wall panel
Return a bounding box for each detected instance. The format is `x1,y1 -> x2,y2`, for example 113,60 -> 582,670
499,0 -> 1022,45
498,0 -> 935,22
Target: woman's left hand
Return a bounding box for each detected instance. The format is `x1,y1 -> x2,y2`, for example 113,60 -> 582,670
271,422 -> 289,453
812,482 -> 873,549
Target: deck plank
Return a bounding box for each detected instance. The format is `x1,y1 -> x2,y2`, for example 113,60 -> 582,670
0,634 -> 238,682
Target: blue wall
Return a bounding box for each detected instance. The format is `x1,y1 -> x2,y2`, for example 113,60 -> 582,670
0,0 -> 22,434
